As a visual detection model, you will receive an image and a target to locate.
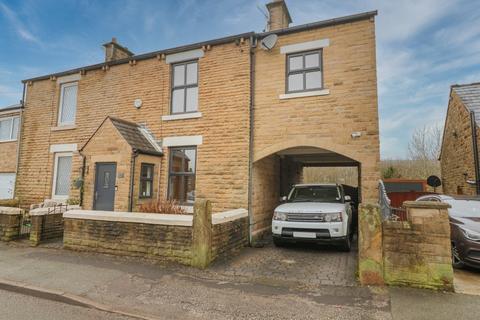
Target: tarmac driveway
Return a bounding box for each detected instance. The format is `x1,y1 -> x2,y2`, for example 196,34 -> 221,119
206,236 -> 358,288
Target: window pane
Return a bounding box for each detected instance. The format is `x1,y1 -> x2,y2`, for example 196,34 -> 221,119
288,73 -> 303,92
172,88 -> 185,113
55,156 -> 72,196
184,176 -> 195,205
186,63 -> 198,85
11,117 -> 19,140
305,53 -> 320,68
141,181 -> 152,197
60,84 -> 77,124
173,64 -> 185,87
184,149 -> 196,173
305,71 -> 322,89
0,119 -> 12,140
185,87 -> 198,112
289,56 -> 303,71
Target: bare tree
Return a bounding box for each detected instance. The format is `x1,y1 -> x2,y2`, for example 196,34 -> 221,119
408,124 -> 443,161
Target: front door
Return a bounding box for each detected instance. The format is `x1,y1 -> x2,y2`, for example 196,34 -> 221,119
94,163 -> 116,211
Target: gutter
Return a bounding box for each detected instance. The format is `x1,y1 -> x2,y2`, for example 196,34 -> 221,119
470,111 -> 480,195
128,150 -> 139,212
247,35 -> 257,245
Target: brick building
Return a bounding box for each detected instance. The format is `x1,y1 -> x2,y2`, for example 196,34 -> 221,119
440,83 -> 480,195
0,104 -> 22,200
16,1 -> 379,241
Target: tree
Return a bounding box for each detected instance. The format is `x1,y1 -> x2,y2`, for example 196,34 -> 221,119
382,166 -> 401,179
406,124 -> 443,178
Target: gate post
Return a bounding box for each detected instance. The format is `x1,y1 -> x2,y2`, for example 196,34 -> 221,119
30,215 -> 43,246
358,203 -> 384,285
191,199 -> 212,269
0,207 -> 23,241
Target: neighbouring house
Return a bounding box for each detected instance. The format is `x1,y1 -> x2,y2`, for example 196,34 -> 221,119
0,104 -> 22,200
16,0 -> 379,241
440,82 -> 480,196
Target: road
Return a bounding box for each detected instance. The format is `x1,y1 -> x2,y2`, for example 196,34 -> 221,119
0,289 -> 135,320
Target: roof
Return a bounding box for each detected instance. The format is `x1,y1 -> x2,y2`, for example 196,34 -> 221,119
81,116 -> 163,156
22,10 -> 377,83
109,117 -> 163,156
452,82 -> 480,125
0,103 -> 23,114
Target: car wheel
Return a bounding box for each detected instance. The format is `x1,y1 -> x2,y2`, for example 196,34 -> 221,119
273,238 -> 284,247
341,235 -> 351,252
451,243 -> 465,269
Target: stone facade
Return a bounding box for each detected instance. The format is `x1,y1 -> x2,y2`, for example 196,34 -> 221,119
440,90 -> 478,195
358,202 -> 454,291
17,7 -> 379,242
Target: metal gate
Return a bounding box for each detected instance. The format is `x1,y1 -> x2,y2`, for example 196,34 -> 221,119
19,213 -> 31,237
379,180 -> 407,221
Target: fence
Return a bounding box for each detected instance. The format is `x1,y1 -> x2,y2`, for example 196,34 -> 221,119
379,180 -> 407,221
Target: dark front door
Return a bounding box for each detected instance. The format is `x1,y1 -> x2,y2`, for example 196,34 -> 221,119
94,163 -> 117,211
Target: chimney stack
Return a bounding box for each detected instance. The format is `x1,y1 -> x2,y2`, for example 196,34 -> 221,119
102,37 -> 134,62
266,0 -> 292,31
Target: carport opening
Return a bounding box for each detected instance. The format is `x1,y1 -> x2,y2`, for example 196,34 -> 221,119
252,146 -> 361,241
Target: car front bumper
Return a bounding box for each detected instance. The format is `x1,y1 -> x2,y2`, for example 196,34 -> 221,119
271,220 -> 347,243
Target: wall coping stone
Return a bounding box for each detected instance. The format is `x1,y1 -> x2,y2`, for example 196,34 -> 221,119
30,205 -> 81,216
212,208 -> 248,225
0,207 -> 24,215
64,210 -> 193,226
403,201 -> 451,209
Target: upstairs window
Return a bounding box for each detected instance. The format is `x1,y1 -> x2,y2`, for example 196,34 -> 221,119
139,163 -> 154,198
171,61 -> 198,114
0,117 -> 19,142
286,50 -> 323,93
58,82 -> 78,125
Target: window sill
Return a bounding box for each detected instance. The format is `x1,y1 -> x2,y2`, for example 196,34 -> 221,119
279,89 -> 330,100
162,112 -> 202,121
51,125 -> 77,131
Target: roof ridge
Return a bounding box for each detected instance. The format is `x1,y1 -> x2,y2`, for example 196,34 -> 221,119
451,81 -> 480,88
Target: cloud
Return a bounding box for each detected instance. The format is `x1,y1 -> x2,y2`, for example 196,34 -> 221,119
0,2 -> 42,46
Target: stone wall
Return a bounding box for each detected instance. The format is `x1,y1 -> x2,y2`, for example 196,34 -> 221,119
0,207 -> 23,241
358,202 -> 454,291
212,216 -> 249,260
440,91 -> 478,195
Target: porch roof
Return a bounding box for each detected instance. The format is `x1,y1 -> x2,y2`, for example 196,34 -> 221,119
109,117 -> 163,156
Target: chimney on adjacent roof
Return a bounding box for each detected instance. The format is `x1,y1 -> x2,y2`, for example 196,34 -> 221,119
102,37 -> 134,62
266,0 -> 292,31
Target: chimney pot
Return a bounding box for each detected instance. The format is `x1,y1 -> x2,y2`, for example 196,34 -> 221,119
266,0 -> 292,31
102,37 -> 134,62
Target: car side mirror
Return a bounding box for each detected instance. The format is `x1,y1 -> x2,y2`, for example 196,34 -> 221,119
280,196 -> 287,202
344,195 -> 351,202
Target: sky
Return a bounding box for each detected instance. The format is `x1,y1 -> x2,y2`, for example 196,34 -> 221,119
0,0 -> 479,159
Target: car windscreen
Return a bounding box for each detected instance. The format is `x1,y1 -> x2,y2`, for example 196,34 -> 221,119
288,186 -> 342,203
446,199 -> 480,217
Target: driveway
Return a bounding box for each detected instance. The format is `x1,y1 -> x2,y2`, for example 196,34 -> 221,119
454,267 -> 480,296
206,236 -> 358,288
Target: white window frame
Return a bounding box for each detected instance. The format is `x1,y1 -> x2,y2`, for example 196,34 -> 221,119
52,152 -> 73,200
0,116 -> 19,142
58,82 -> 78,126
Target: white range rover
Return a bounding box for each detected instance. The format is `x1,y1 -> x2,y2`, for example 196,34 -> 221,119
272,183 -> 353,251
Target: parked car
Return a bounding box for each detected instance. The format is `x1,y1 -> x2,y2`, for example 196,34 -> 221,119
272,184 -> 353,251
416,194 -> 480,269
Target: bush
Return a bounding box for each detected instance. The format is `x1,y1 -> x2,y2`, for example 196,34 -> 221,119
137,199 -> 187,215
0,199 -> 20,208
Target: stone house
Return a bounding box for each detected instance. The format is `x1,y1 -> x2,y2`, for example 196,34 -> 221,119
16,0 -> 379,241
440,82 -> 480,195
0,104 -> 22,200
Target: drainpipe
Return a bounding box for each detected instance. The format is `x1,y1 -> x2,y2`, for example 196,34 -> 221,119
13,83 -> 26,201
470,111 -> 480,195
128,150 -> 139,212
79,155 -> 86,207
247,35 -> 257,245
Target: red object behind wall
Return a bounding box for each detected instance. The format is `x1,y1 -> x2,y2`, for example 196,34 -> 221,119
387,191 -> 435,208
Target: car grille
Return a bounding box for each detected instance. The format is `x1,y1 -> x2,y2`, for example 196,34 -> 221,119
286,212 -> 326,222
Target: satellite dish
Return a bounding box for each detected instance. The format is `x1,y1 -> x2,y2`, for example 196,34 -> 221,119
260,34 -> 278,51
427,175 -> 442,188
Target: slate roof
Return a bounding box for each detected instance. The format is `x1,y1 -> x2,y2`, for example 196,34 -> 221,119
452,82 -> 480,125
109,117 -> 163,156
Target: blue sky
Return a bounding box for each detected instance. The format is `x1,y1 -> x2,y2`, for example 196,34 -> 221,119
1,0 -> 480,159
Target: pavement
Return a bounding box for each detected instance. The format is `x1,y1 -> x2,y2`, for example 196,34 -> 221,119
0,240 -> 479,320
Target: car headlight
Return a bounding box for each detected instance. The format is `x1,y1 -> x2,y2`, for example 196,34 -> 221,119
273,211 -> 287,221
461,227 -> 480,242
324,212 -> 343,222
